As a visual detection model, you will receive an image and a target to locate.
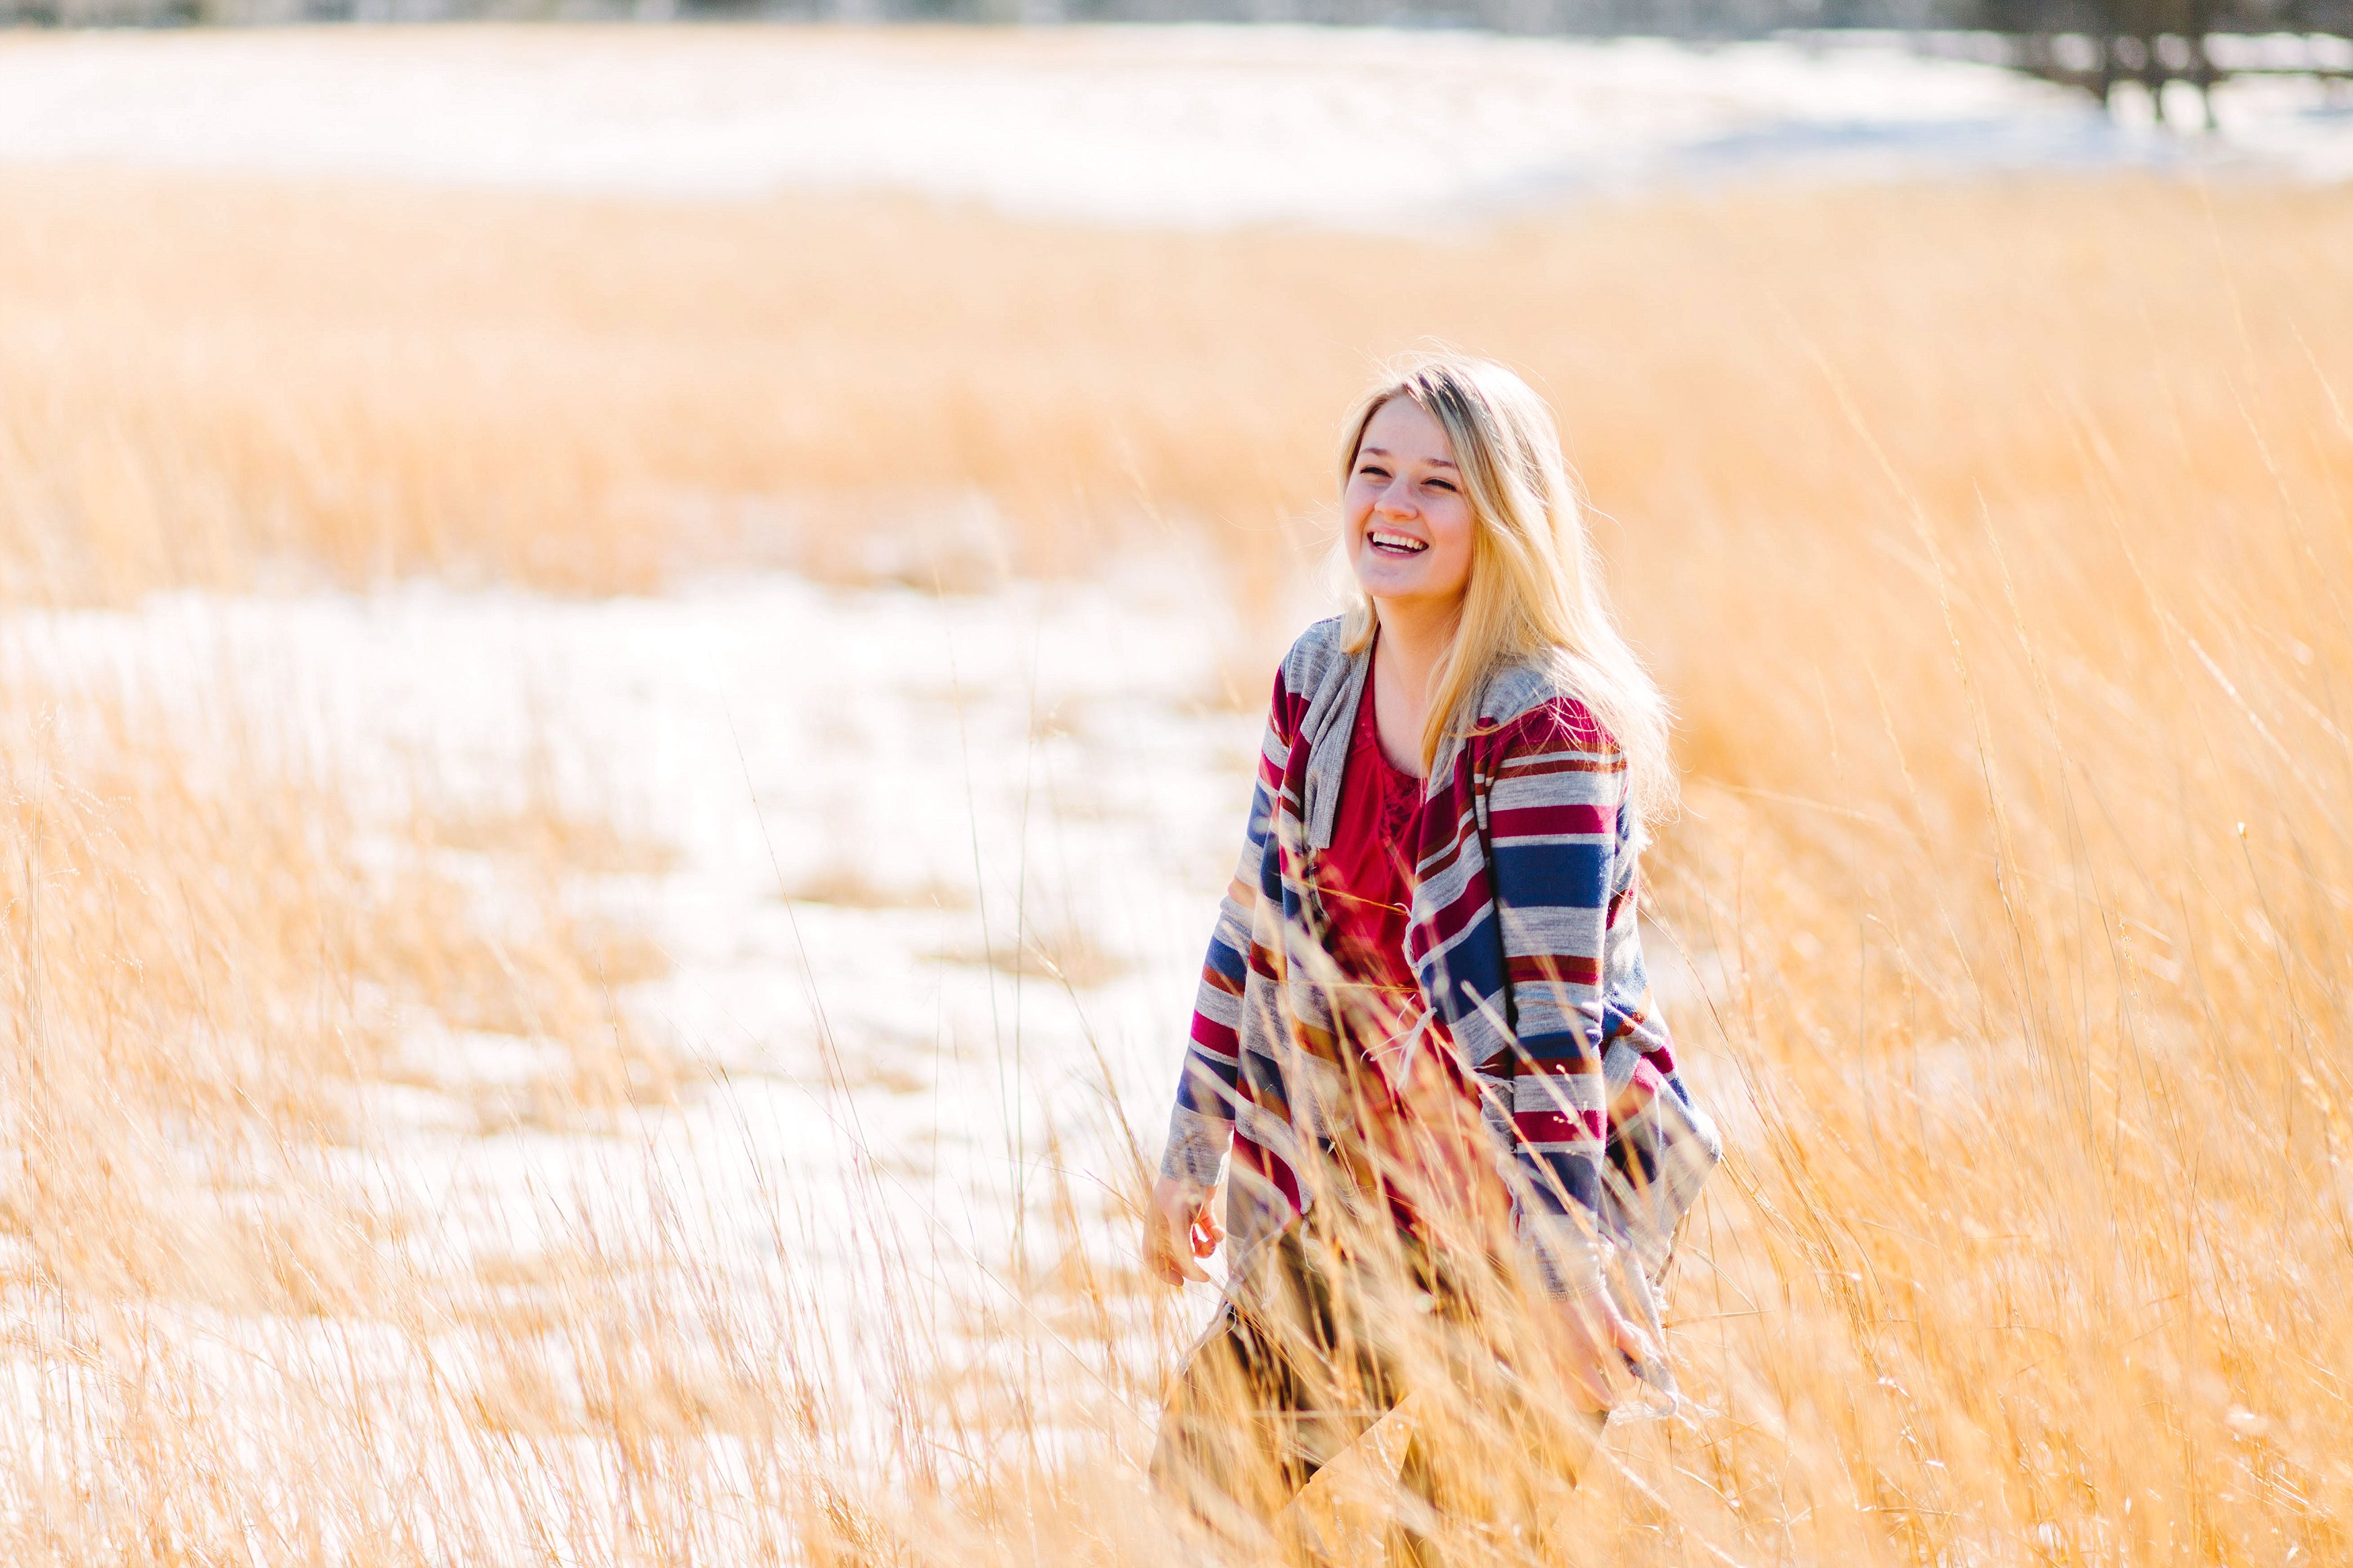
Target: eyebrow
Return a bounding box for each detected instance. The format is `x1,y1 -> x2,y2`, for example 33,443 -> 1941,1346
1359,446 -> 1457,468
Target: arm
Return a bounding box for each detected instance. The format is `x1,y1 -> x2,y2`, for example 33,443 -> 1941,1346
1147,670 -> 1292,1280
1484,700 -> 1622,1302
1482,700 -> 1670,1407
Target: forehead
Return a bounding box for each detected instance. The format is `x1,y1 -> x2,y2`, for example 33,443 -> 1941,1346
1361,396 -> 1456,461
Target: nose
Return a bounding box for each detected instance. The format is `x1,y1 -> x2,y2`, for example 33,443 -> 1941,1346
1373,475 -> 1418,519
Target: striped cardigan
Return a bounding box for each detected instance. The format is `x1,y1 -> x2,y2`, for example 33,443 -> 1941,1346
1160,617 -> 1720,1307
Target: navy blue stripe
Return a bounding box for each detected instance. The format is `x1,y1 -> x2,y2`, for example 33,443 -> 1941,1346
1204,934 -> 1248,988
1490,840 -> 1608,909
1521,1150 -> 1603,1216
1513,1026 -> 1604,1073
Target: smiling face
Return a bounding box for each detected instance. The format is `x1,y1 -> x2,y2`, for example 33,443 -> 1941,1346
1344,395 -> 1476,618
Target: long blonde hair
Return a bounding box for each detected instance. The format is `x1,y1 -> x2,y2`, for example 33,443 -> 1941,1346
1337,352 -> 1676,831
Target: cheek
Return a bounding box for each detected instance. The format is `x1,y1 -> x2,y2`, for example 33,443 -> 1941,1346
1437,509 -> 1477,589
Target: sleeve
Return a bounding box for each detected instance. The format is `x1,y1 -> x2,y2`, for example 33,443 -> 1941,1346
1157,668 -> 1292,1194
1484,701 -> 1624,1301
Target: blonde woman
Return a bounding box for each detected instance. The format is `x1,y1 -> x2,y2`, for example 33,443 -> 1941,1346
1143,354 -> 1720,1563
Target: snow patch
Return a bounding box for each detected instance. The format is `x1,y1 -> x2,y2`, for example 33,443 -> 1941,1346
0,26 -> 2340,225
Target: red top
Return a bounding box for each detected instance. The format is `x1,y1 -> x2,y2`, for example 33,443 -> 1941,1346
1313,655 -> 1499,1239
1317,657 -> 1425,1039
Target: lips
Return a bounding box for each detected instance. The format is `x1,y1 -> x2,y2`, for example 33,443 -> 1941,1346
1367,530 -> 1428,556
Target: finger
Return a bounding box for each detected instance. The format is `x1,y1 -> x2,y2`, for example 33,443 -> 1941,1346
1162,1231 -> 1205,1278
1563,1352 -> 1614,1413
1142,1224 -> 1183,1286
1554,1302 -> 1622,1412
1612,1313 -> 1659,1367
1158,1214 -> 1213,1282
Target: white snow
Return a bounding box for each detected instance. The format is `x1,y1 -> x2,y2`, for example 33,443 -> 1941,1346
0,24 -> 2344,226
1,560 -> 1271,1483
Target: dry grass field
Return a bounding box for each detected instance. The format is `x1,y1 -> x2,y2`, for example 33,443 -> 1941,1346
1,163 -> 2349,1563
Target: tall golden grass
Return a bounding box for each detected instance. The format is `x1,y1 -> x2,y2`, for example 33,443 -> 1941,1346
1,163 -> 2348,1563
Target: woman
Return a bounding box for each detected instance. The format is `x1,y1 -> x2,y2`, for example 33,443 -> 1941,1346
1142,354 -> 1720,1563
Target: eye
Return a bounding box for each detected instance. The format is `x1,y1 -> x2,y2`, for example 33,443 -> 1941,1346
1424,478 -> 1457,493
1357,464 -> 1390,481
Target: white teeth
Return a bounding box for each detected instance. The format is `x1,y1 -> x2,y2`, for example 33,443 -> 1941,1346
1368,530 -> 1427,554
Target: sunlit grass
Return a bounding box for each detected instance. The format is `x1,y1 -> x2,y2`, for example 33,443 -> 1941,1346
0,165 -> 2346,1563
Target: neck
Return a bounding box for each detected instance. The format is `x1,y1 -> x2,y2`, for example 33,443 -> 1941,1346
1371,595 -> 1459,704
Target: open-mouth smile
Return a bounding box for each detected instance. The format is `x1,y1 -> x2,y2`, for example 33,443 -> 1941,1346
1367,529 -> 1428,556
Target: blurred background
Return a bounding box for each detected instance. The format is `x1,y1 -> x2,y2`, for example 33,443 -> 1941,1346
0,7 -> 2348,1565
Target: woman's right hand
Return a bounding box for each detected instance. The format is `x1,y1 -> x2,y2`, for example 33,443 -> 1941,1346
1143,1175 -> 1224,1285
1546,1284 -> 1658,1413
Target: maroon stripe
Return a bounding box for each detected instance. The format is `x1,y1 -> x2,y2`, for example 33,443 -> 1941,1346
1490,802 -> 1611,837
1497,752 -> 1619,779
1413,816 -> 1482,884
1513,1108 -> 1608,1143
1423,878 -> 1496,948
1488,699 -> 1611,753
1507,953 -> 1603,988
1189,1016 -> 1240,1059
